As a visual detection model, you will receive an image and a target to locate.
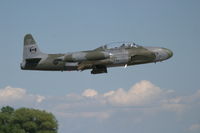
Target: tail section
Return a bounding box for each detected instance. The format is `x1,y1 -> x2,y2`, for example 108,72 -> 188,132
21,34 -> 46,70
23,34 -> 44,59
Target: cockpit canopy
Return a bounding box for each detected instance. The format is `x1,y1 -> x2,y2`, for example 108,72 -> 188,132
96,42 -> 140,50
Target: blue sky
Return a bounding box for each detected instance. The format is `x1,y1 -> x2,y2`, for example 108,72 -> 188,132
0,0 -> 200,133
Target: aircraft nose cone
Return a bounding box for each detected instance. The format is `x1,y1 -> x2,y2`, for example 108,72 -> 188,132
156,48 -> 173,61
163,48 -> 173,59
145,47 -> 173,62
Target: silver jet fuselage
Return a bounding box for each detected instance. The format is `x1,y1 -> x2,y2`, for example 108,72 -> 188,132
21,34 -> 173,74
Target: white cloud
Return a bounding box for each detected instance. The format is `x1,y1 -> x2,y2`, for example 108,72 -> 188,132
47,80 -> 169,121
82,89 -> 98,98
161,103 -> 186,113
0,86 -> 45,105
189,124 -> 200,132
104,80 -> 162,106
160,89 -> 200,113
34,81 -> 200,118
0,86 -> 26,102
160,96 -> 186,113
56,111 -> 110,119
1,82 -> 200,125
36,95 -> 45,103
103,90 -> 115,97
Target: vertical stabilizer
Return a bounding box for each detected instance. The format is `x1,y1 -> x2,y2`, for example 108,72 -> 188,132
21,34 -> 46,69
23,34 -> 44,59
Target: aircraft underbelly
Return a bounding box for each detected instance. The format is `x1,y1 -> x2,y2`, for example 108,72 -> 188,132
64,62 -> 78,70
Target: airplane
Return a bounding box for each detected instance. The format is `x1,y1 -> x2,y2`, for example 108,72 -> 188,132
21,34 -> 173,74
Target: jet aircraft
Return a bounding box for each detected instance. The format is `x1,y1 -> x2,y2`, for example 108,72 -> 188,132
21,34 -> 173,74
